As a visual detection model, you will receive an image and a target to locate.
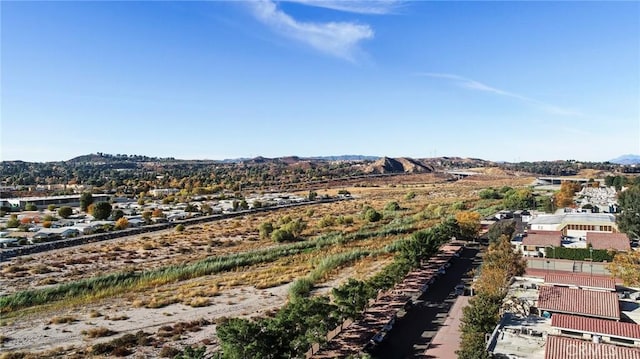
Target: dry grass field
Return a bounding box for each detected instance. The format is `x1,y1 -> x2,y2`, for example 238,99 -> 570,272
0,172 -> 534,358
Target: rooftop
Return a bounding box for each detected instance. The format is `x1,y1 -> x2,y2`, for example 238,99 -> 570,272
551,313 -> 640,340
545,335 -> 640,359
586,232 -> 631,251
529,213 -> 617,226
537,286 -> 620,320
543,274 -> 616,291
523,231 -> 562,247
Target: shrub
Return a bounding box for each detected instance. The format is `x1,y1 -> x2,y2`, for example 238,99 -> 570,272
49,315 -> 76,324
175,224 -> 185,232
271,229 -> 294,243
363,207 -> 382,222
57,206 -> 73,219
82,327 -> 116,338
384,201 -> 401,211
258,222 -> 273,239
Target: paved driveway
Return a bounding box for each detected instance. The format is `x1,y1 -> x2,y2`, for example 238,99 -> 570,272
368,247 -> 480,359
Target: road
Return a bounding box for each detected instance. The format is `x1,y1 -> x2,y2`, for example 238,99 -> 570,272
368,247 -> 481,359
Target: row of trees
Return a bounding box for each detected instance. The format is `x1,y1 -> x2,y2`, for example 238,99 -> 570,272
214,219 -> 460,358
457,235 -> 527,358
607,183 -> 640,286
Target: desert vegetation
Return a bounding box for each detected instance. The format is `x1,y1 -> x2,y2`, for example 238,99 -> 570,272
0,172 -> 533,357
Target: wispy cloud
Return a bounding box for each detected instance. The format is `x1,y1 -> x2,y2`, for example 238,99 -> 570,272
248,0 -> 375,61
284,0 -> 404,15
417,72 -> 582,116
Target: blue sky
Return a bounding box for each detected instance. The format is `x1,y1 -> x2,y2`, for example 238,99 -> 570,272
1,0 -> 639,162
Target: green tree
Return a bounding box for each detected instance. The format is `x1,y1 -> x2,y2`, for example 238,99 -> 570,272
58,206 -> 73,219
479,188 -> 501,200
24,203 -> 37,211
80,192 -> 94,212
173,345 -> 206,359
216,318 -> 272,359
6,214 -> 19,228
456,332 -> 491,359
92,201 -> 112,220
503,188 -> 535,210
486,219 -> 516,243
308,191 -> 318,201
617,186 -> 640,239
47,204 -> 57,211
332,279 -> 376,319
111,209 -> 125,221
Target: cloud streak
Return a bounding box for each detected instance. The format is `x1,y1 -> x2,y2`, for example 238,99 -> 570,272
248,0 -> 375,61
284,0 -> 404,15
418,72 -> 581,116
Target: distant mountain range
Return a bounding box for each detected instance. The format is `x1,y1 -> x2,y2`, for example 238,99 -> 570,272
609,154 -> 640,165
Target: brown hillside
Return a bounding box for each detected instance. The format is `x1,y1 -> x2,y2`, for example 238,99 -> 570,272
365,157 -> 433,174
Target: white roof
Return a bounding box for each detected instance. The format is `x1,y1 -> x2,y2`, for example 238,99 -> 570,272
530,213 -> 616,226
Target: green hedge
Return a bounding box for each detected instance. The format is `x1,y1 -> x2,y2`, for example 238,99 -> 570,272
545,246 -> 614,262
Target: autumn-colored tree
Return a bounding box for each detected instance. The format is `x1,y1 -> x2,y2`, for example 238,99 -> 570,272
42,221 -> 52,228
555,181 -> 581,208
455,211 -> 481,241
151,209 -> 164,218
114,217 -> 129,230
483,235 -> 527,278
20,217 -> 32,225
473,266 -> 510,298
607,251 -> 640,286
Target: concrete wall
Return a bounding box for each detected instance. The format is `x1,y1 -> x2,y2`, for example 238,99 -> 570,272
527,258 -> 611,276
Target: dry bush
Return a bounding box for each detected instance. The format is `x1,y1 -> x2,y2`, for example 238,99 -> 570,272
2,266 -> 27,274
187,297 -> 210,308
159,346 -> 181,358
82,327 -> 116,338
88,310 -> 102,318
48,315 -> 77,324
28,264 -> 52,275
37,278 -> 58,286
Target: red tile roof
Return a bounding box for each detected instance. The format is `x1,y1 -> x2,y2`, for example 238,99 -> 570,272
545,336 -> 640,359
537,286 -> 620,320
587,232 -> 631,251
544,274 -> 616,291
523,231 -> 562,247
552,314 -> 640,340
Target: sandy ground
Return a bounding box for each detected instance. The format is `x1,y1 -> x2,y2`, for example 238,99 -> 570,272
1,284 -> 292,357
